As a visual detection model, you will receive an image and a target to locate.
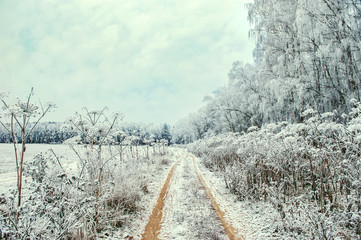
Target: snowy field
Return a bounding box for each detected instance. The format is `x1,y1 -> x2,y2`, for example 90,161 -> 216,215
0,143 -> 78,195
0,144 -> 274,239
0,143 -> 182,239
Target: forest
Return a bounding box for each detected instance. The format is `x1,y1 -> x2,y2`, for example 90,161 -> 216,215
173,0 -> 361,142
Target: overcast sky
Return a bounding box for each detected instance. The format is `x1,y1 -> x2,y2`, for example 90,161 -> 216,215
0,0 -> 254,125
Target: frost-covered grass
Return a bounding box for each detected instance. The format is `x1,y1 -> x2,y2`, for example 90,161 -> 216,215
188,106 -> 361,239
196,154 -> 284,239
0,143 -> 176,239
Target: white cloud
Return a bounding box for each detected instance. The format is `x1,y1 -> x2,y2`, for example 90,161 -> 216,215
0,0 -> 254,124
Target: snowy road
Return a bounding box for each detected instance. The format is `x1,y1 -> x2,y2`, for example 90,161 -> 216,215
142,151 -> 243,240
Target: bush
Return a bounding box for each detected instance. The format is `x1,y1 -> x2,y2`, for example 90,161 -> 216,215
188,101 -> 361,238
0,145 -> 162,239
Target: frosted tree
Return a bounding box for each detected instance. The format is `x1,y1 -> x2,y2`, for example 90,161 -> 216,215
160,123 -> 171,144
171,117 -> 197,144
247,0 -> 361,121
248,0 -> 308,122
301,0 -> 361,112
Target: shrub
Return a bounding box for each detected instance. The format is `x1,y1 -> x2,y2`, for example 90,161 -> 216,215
188,101 -> 361,238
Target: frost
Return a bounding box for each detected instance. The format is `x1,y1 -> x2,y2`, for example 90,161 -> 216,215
247,126 -> 259,132
188,108 -> 361,238
302,108 -> 317,117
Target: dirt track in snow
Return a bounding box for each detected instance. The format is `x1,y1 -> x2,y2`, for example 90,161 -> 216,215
141,152 -> 244,240
191,155 -> 245,240
141,157 -> 181,239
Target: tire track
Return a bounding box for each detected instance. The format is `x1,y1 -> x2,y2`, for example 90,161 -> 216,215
190,154 -> 245,240
141,151 -> 245,240
159,154 -> 227,239
141,157 -> 181,239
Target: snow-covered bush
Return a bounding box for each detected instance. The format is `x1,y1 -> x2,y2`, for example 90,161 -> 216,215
0,107 -> 172,238
188,102 -> 361,238
0,148 -> 168,239
0,151 -> 81,239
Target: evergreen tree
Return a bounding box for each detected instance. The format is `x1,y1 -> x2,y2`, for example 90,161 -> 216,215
160,123 -> 171,144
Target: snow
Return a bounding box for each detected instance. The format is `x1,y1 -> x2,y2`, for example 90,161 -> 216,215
159,151 -> 227,239
119,149 -> 178,239
194,153 -> 279,239
5,143 -> 355,239
0,144 -> 182,239
0,143 -> 78,195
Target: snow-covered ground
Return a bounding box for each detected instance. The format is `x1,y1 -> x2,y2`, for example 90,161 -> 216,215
159,152 -> 227,239
0,143 -> 78,195
194,153 -> 280,239
139,149 -> 279,239
132,148 -> 281,239
119,149 -> 179,239
0,145 -> 283,239
0,144 -> 181,239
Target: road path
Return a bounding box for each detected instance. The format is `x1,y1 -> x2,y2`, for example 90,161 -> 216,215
142,151 -> 244,239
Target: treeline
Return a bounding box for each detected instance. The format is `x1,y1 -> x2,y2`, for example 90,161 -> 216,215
0,122 -> 76,144
119,122 -> 172,145
173,0 -> 361,142
0,121 -> 172,145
